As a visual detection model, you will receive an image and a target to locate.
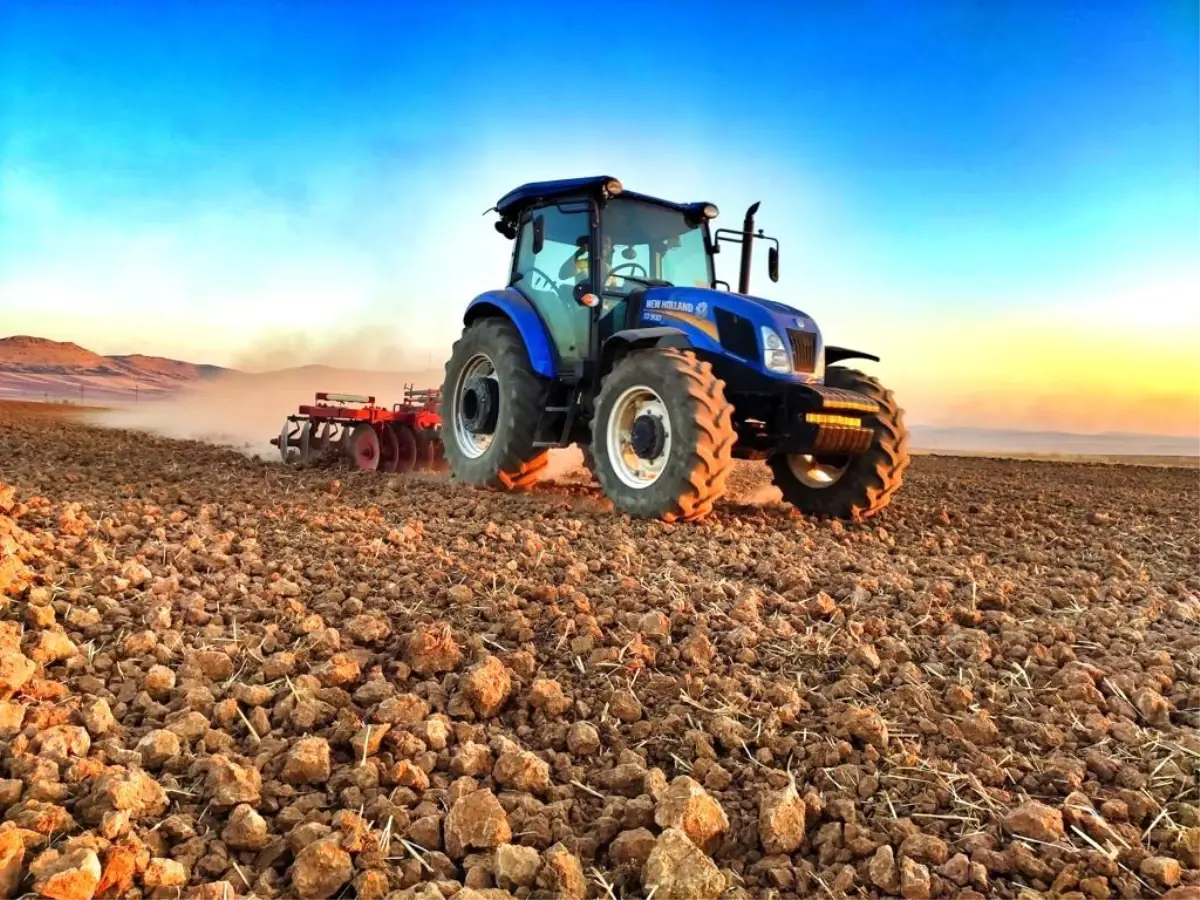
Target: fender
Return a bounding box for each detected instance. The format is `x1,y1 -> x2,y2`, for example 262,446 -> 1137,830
824,345 -> 880,366
601,326 -> 692,376
464,288 -> 557,378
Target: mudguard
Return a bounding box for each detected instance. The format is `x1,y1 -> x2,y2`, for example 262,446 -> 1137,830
601,326 -> 692,374
825,345 -> 880,365
464,289 -> 557,378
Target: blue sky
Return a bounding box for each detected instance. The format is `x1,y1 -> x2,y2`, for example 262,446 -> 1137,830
1,0 -> 1197,432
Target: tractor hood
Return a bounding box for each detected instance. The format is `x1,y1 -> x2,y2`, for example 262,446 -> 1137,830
634,285 -> 823,380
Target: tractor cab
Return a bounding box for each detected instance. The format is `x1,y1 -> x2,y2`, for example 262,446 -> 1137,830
494,176 -> 726,373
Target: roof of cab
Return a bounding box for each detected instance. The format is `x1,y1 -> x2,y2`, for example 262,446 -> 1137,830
493,175 -> 712,220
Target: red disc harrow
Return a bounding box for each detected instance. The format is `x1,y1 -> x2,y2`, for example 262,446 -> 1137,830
271,385 -> 446,472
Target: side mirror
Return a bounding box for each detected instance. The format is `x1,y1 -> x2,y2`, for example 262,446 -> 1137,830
532,215 -> 545,255
768,246 -> 779,282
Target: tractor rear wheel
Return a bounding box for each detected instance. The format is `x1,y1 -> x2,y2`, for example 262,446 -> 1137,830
442,317 -> 549,491
768,365 -> 910,520
591,348 -> 736,522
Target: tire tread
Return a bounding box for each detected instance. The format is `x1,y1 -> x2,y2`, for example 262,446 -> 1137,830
593,348 -> 736,523
441,318 -> 548,491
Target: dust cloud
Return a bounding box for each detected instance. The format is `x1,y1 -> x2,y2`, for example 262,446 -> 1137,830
540,446 -> 587,482
228,325 -> 446,374
84,366 -> 444,460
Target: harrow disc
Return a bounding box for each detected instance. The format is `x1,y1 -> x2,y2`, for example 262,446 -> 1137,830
278,418 -> 302,464
412,427 -> 435,471
297,421 -> 314,463
345,423 -> 381,471
312,422 -> 335,457
392,423 -> 419,473
378,422 -> 401,473
330,423 -> 349,458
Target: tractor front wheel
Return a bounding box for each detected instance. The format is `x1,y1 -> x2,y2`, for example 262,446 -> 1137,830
441,317 -> 549,490
591,348 -> 736,522
768,365 -> 910,520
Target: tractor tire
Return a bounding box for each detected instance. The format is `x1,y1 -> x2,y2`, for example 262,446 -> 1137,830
591,348 -> 736,522
441,317 -> 549,491
768,365 -> 910,520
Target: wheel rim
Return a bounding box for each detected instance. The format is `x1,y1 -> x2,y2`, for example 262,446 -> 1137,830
453,353 -> 498,459
787,454 -> 851,488
606,384 -> 672,489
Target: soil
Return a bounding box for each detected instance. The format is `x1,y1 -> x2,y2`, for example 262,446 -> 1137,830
1,400 -> 1197,900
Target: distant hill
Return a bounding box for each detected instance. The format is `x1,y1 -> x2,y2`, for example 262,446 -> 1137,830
0,335 -> 228,402
0,335 -> 111,369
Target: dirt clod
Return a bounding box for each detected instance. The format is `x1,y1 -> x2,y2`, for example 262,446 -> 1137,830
30,848 -> 101,900
758,782 -> 806,855
205,755 -> 261,808
654,776 -> 729,850
642,828 -> 725,900
290,836 -> 354,899
493,843 -> 540,889
445,789 -> 511,859
1006,799 -> 1066,842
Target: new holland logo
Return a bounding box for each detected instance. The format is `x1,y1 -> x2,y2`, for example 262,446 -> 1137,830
694,301 -> 709,318
794,318 -> 806,329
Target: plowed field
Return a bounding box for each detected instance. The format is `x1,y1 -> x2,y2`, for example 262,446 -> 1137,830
2,400 -> 1197,900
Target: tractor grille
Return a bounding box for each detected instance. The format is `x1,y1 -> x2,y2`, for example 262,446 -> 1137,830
715,307 -> 757,361
787,328 -> 817,374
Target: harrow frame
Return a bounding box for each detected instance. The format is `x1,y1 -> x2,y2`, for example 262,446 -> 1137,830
271,384 -> 446,473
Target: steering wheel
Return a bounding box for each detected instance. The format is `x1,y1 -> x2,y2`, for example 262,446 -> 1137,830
528,267 -> 558,291
608,262 -> 648,280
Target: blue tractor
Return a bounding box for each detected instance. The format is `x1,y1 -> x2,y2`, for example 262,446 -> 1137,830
441,176 -> 910,522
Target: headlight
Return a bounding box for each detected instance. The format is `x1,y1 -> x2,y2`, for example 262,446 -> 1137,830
702,203 -> 719,219
760,326 -> 791,374
813,344 -> 826,379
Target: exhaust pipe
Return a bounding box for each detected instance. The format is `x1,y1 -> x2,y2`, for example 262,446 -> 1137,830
738,201 -> 760,295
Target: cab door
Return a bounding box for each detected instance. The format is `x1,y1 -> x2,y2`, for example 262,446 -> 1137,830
511,201 -> 594,369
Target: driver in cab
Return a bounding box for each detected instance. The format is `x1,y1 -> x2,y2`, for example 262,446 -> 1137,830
558,235 -> 632,290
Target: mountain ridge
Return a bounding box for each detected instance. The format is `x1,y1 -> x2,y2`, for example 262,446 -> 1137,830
0,335 -> 230,401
